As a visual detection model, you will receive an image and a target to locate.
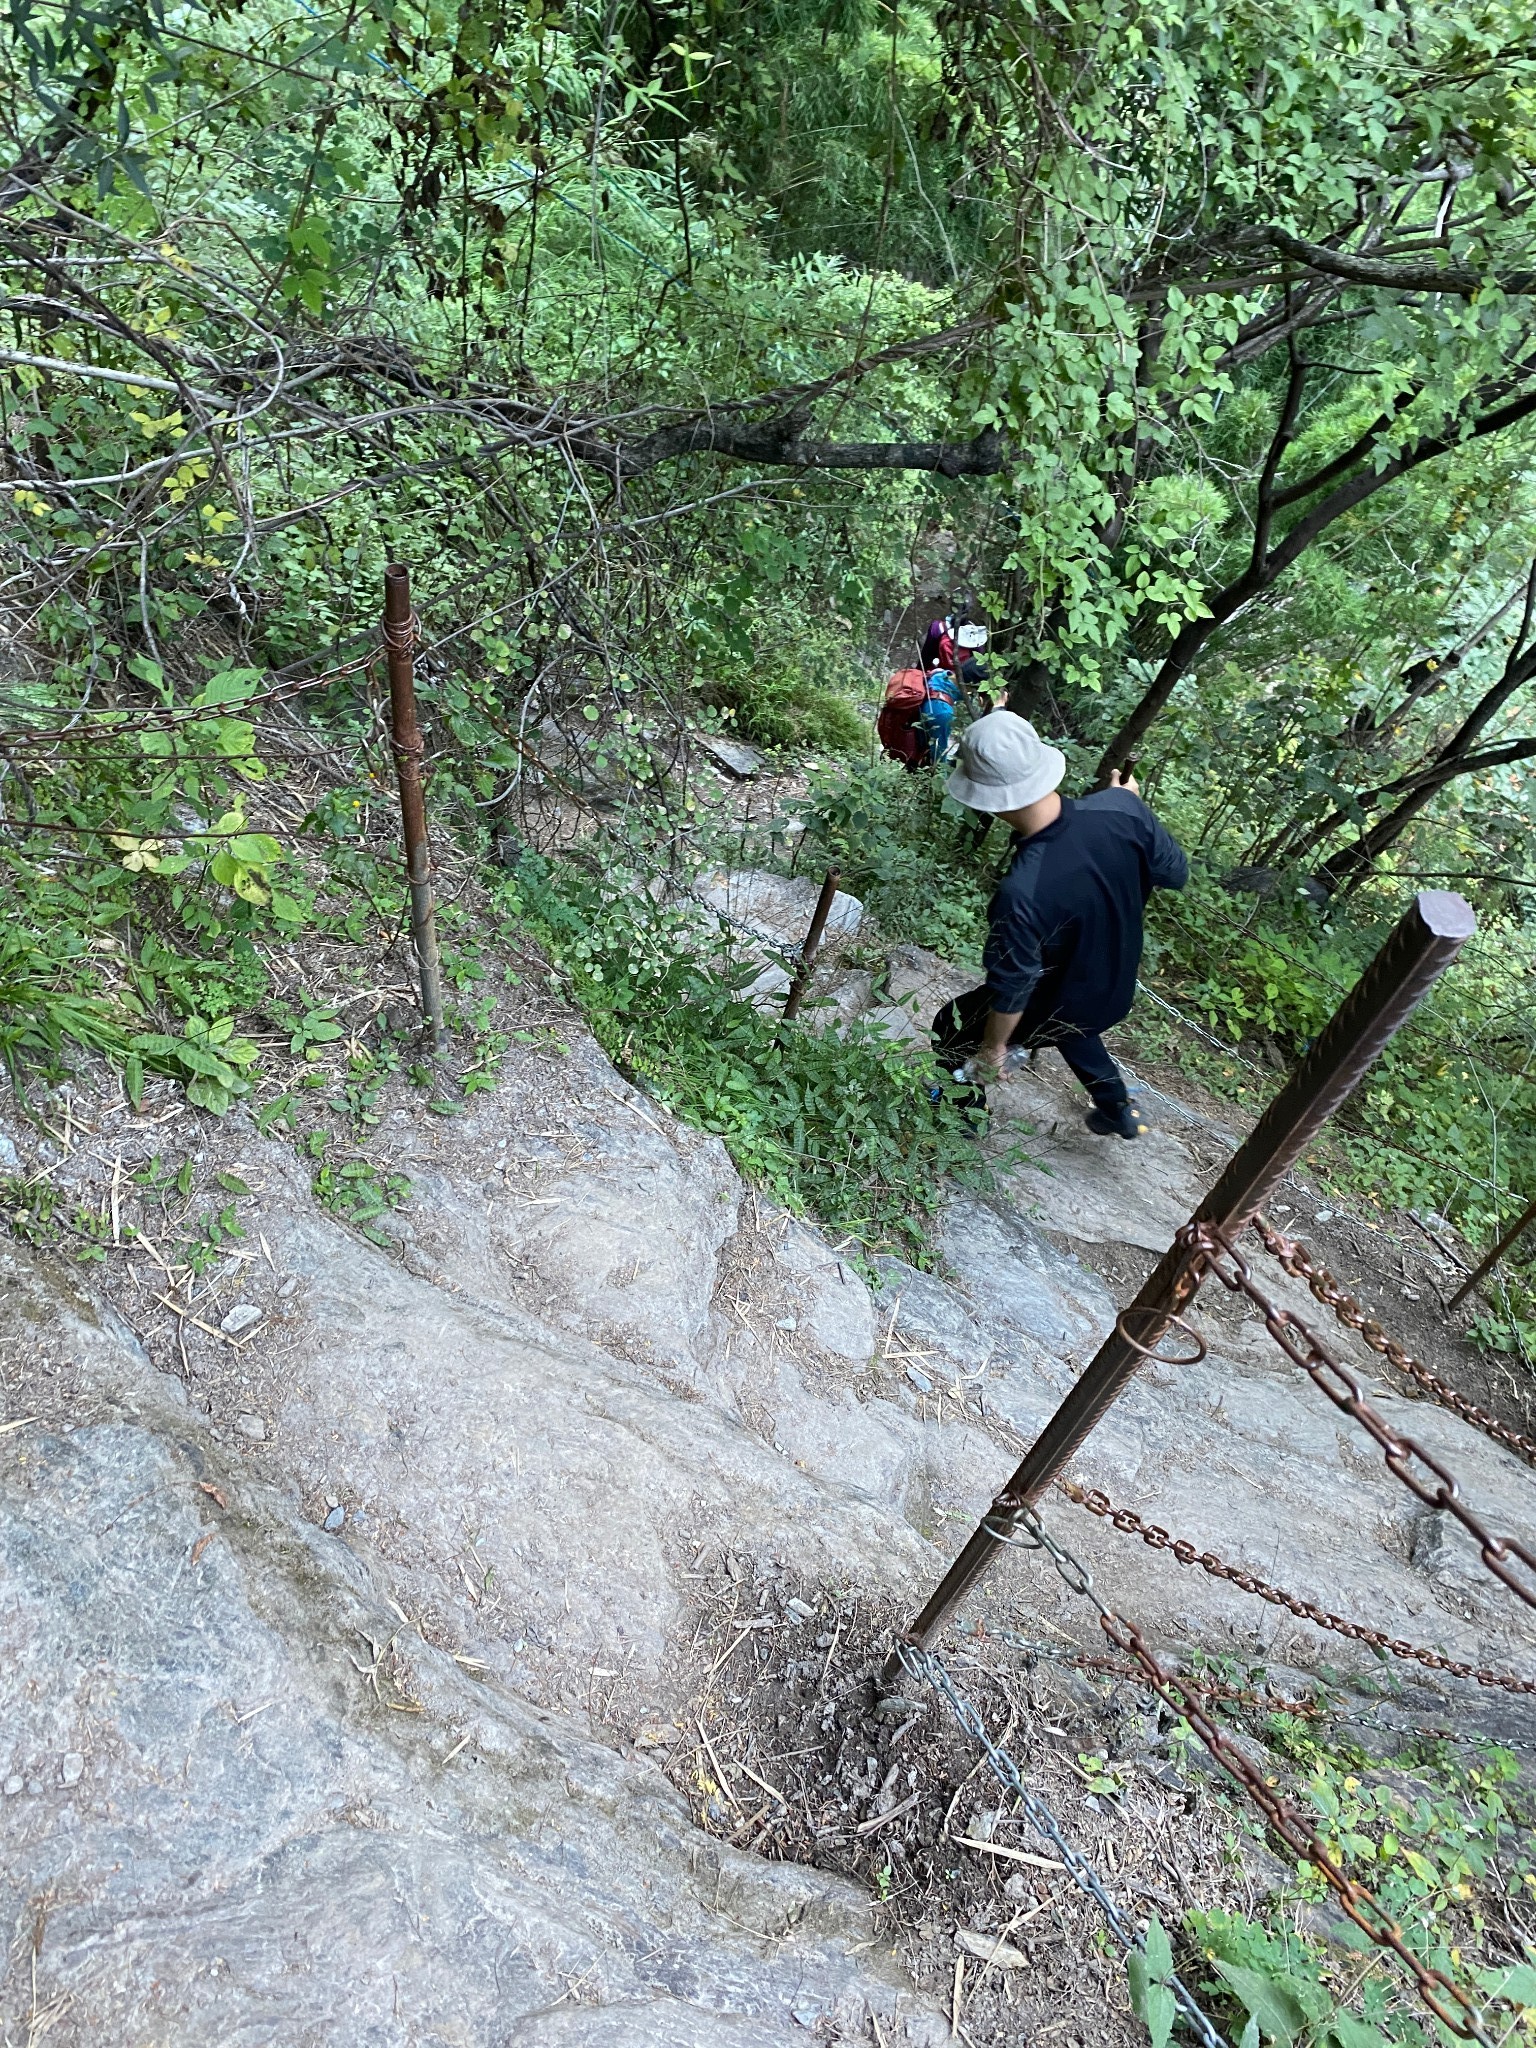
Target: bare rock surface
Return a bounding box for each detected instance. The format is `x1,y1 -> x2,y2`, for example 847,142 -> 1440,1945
207,1140 -> 933,1690
4,931 -> 1536,2045
0,1239 -> 945,2048
690,869 -> 864,1006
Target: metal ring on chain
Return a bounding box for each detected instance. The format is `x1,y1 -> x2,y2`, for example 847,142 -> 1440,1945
1114,1304 -> 1208,1365
982,1511 -> 1046,1551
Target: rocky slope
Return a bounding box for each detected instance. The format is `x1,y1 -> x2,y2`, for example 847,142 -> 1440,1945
3,878 -> 1534,2041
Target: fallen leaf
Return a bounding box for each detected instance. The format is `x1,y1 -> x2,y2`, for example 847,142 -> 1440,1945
199,1481 -> 229,1509
190,1530 -> 216,1565
956,1928 -> 1029,1971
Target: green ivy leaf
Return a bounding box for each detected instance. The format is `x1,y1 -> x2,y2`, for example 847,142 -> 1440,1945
1143,1916 -> 1173,1981
1323,2016 -> 1391,2047
1214,1961 -> 1311,2042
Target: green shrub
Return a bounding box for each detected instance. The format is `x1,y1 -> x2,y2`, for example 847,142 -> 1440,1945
795,757 -> 992,958
515,852 -> 987,1257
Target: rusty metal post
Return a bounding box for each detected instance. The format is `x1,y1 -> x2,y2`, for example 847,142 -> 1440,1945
383,563 -> 445,1050
1448,1193 -> 1536,1312
780,869 -> 842,1026
886,890 -> 1476,1677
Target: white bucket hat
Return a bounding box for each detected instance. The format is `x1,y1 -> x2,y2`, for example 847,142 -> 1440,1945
945,709 -> 1065,814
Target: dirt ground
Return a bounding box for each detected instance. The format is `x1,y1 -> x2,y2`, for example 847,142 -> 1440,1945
607,1547 -> 1526,2048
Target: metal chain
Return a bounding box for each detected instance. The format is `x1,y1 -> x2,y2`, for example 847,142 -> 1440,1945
994,1627 -> 1334,1723
1182,1222 -> 1536,1614
1059,1481 -> 1536,1698
965,1501 -> 1495,2045
1247,1215 -> 1536,1469
895,1641 -> 1231,2048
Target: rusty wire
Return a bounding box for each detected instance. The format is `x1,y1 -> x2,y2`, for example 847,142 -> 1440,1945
1245,1215 -> 1536,1469
979,1500 -> 1497,2044
1182,1220 -> 1536,1613
1059,1480 -> 1536,1697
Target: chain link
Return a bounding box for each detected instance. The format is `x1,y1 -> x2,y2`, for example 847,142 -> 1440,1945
1247,1215 -> 1536,1470
895,1642 -> 1231,2048
994,1627 -> 1336,1723
961,1500 -> 1496,2044
1059,1481 -> 1536,1698
1182,1221 -> 1536,1614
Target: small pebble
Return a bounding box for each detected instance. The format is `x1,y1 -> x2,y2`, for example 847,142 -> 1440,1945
322,1504 -> 346,1532
872,1693 -> 925,1726
235,1413 -> 267,1442
60,1753 -> 84,1788
775,1317 -> 797,1332
277,1277 -> 299,1300
1315,1209 -> 1335,1224
3,1775 -> 22,1796
905,1365 -> 933,1394
786,1596 -> 816,1620
220,1303 -> 262,1336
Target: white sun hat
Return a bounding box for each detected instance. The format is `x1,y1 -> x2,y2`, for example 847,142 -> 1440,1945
955,622 -> 989,650
945,709 -> 1066,814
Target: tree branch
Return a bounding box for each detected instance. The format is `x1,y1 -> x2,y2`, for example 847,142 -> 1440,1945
1092,381 -> 1536,779
573,416 -> 1007,480
1259,225 -> 1536,299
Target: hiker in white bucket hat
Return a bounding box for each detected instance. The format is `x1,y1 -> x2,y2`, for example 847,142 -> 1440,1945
945,707 -> 1065,814
934,711 -> 1188,1139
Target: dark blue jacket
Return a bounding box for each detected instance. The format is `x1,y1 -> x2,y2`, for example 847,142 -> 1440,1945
983,790 -> 1188,1033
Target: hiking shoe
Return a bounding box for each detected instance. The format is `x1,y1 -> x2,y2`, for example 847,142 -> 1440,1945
1086,1101 -> 1148,1141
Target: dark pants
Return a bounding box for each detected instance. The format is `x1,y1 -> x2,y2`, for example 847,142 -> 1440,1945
931,986 -> 1129,1114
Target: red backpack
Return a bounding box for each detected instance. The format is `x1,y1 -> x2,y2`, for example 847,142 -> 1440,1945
877,668 -> 931,766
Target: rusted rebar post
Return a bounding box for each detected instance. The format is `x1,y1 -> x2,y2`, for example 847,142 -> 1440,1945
383,563 -> 445,1050
885,890 -> 1476,1679
780,868 -> 842,1027
1448,1193 -> 1536,1312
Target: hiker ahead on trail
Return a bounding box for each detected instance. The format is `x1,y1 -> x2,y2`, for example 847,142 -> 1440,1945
932,710 -> 1188,1141
878,606 -> 993,770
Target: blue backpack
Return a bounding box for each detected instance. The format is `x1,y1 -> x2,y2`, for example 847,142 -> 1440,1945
917,670 -> 958,761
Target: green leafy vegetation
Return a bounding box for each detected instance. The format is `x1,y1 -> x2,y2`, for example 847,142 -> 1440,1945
1166,1723 -> 1536,2046
1,2 -> 1535,2021
520,853 -> 987,1256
